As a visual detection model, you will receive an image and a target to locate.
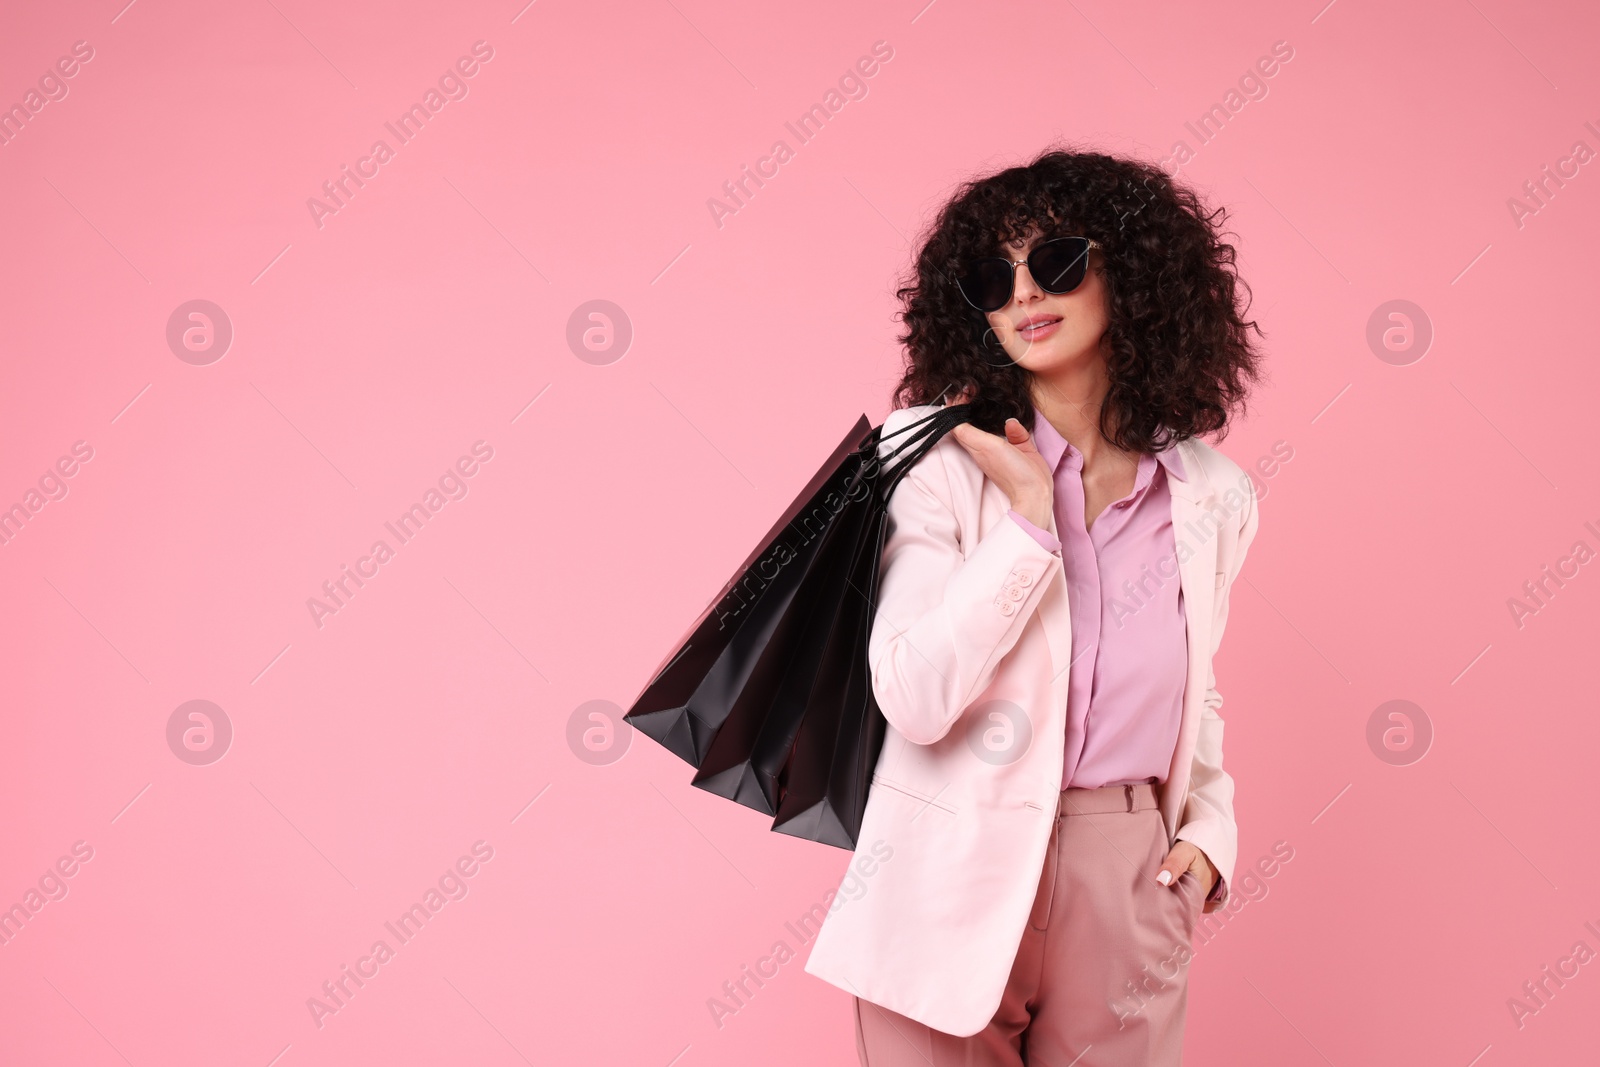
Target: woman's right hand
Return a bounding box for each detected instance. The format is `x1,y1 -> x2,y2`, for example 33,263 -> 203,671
949,417 -> 1055,529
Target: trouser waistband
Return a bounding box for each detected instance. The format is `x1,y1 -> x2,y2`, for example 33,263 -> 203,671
1058,780 -> 1159,815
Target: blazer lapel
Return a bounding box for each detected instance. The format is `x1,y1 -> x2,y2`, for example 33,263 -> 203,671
1168,442 -> 1218,712
1161,439 -> 1220,834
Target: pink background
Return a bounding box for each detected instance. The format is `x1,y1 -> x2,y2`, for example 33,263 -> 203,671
3,0 -> 1597,1063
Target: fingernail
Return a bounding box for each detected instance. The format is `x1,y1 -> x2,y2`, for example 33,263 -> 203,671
1156,870 -> 1172,886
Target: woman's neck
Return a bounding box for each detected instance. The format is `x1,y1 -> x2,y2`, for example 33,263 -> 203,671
1029,363 -> 1132,471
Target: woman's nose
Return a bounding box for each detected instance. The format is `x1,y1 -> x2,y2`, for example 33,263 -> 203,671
1011,262 -> 1044,303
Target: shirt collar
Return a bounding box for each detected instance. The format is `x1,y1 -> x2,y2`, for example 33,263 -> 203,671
1029,406 -> 1070,473
1029,405 -> 1188,483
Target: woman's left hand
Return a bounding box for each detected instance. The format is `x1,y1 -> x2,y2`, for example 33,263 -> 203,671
1157,841 -> 1217,899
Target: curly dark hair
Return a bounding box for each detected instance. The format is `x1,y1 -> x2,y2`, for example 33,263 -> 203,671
890,145 -> 1265,451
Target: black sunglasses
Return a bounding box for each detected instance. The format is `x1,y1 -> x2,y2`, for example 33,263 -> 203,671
956,236 -> 1103,313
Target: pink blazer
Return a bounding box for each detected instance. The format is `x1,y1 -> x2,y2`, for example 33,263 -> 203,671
803,402 -> 1261,1037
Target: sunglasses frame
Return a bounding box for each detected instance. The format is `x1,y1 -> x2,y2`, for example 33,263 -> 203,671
956,236 -> 1104,313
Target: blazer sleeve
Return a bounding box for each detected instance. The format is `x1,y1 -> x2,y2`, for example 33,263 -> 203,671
866,431 -> 1064,746
1175,473 -> 1261,912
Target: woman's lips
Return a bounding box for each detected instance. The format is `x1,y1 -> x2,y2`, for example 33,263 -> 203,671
1018,317 -> 1062,341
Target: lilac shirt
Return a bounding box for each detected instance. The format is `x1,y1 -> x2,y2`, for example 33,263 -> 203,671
1005,408 -> 1189,790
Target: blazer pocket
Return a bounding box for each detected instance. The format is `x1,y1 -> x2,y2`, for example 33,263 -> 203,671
871,774 -> 959,816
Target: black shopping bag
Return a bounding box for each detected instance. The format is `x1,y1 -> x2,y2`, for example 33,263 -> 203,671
625,403 -> 974,848
688,472 -> 876,814
771,404 -> 975,847
624,415 -> 874,766
768,477 -> 892,848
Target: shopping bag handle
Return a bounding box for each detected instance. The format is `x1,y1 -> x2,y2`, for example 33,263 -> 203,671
874,404 -> 976,502
874,403 -> 969,458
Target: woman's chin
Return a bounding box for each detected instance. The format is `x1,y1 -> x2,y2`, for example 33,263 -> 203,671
1010,339 -> 1096,375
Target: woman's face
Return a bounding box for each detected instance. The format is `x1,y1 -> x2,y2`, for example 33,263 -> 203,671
983,226 -> 1110,376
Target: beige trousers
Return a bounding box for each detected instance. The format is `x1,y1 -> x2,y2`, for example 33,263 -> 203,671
853,781 -> 1205,1066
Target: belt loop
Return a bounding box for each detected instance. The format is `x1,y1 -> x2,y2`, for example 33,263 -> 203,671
1124,783 -> 1134,812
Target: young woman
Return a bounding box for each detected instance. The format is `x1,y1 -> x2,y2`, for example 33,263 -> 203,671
803,148 -> 1266,1065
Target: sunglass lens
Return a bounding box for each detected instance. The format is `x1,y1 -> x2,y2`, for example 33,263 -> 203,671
959,259 -> 1014,312
1030,238 -> 1091,294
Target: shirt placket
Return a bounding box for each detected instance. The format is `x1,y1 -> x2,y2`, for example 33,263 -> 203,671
1057,448 -> 1100,786
1060,451 -> 1159,786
